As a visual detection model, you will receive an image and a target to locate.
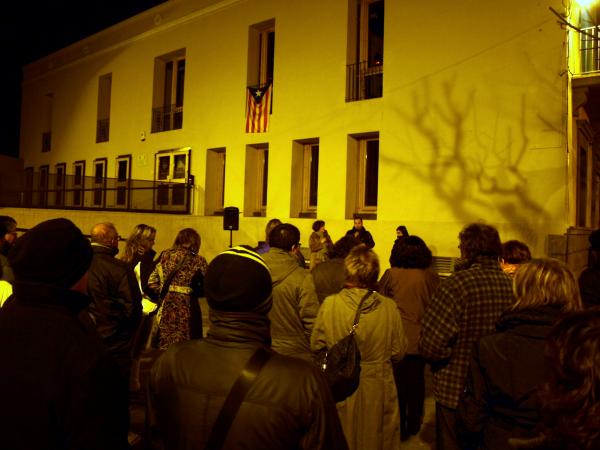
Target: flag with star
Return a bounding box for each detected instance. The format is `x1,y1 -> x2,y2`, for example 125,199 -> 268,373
245,82 -> 272,133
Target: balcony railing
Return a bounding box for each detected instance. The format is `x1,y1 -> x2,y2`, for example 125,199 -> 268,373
151,104 -> 183,133
580,26 -> 600,74
96,118 -> 110,143
0,170 -> 192,214
346,61 -> 383,102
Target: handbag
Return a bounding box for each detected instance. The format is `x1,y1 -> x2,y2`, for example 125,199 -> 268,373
205,347 -> 273,450
315,290 -> 372,402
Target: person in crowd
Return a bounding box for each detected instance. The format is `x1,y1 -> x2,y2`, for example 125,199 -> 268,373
120,224 -> 159,391
578,228 -> 600,308
148,227 -> 207,350
395,225 -> 408,241
311,244 -> 408,450
254,217 -> 282,254
0,218 -> 129,449
500,239 -> 531,278
419,222 -> 513,450
0,215 -> 17,282
378,235 -> 440,441
457,258 -> 582,450
536,309 -> 600,450
262,223 -> 320,361
147,246 -> 348,450
312,235 -> 360,303
309,219 -> 333,270
345,216 -> 375,249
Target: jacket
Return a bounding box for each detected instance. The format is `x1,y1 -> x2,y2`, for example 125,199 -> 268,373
87,244 -> 142,355
419,256 -> 514,409
0,281 -> 130,450
311,288 -> 408,450
147,309 -> 348,450
578,266 -> 600,308
261,248 -> 320,360
378,267 -> 440,354
312,258 -> 346,303
344,227 -> 375,248
457,304 -> 566,450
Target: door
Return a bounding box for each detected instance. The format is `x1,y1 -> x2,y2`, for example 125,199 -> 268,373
154,147 -> 191,211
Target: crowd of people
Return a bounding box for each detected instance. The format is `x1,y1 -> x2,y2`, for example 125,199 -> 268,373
0,214 -> 599,450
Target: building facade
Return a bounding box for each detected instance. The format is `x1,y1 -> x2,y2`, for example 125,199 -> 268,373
9,0 -> 599,266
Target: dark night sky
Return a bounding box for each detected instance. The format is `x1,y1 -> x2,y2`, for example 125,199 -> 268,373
0,0 -> 166,158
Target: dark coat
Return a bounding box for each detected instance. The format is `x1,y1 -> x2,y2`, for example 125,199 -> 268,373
87,244 -> 142,355
311,257 -> 345,303
344,227 -> 375,248
0,282 -> 129,450
578,266 -> 600,308
147,309 -> 348,450
457,304 -> 566,450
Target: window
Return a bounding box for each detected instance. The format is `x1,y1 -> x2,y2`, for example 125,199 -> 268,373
346,0 -> 384,101
205,147 -> 226,215
72,161 -> 85,207
96,73 -> 112,143
154,148 -> 191,209
346,133 -> 379,218
290,139 -> 319,218
93,158 -> 107,207
152,49 -> 186,133
244,144 -> 269,217
42,93 -> 53,152
115,155 -> 131,207
55,162 -> 66,207
248,20 -> 275,89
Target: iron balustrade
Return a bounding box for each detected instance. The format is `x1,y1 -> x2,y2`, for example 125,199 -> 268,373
346,61 -> 383,102
151,104 -> 183,133
0,171 -> 192,214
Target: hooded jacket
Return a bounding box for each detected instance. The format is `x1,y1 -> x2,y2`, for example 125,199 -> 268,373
261,248 -> 320,360
457,304 -> 566,450
0,282 -> 129,450
147,306 -> 348,450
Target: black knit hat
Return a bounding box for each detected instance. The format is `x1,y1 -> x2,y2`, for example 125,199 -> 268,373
9,218 -> 93,288
205,246 -> 272,312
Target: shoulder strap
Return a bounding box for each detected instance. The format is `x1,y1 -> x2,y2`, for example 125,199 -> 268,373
159,253 -> 189,300
350,290 -> 373,334
205,347 -> 273,450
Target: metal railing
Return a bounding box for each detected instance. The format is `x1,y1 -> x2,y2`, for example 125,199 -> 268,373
151,104 -> 183,133
0,171 -> 192,214
580,26 -> 600,74
346,61 -> 383,102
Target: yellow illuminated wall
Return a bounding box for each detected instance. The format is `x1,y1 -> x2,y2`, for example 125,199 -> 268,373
18,0 -> 571,263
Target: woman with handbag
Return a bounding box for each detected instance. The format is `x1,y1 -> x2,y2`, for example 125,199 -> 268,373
311,244 -> 408,450
148,228 -> 208,350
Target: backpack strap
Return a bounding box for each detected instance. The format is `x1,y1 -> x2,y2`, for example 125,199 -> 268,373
205,347 -> 273,450
350,290 -> 373,335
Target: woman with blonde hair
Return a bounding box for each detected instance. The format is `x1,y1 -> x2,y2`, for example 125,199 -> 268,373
458,258 -> 582,450
148,228 -> 208,350
311,244 -> 407,450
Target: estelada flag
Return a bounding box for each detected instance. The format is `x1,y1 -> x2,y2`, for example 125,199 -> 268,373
246,82 -> 272,133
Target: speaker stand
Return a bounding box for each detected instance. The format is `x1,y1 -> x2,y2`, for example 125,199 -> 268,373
229,229 -> 233,248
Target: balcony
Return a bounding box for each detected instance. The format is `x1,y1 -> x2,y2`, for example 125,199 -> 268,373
151,104 -> 183,133
0,170 -> 192,214
346,61 -> 383,102
580,26 -> 600,74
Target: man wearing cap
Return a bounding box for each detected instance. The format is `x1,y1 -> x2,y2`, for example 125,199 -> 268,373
87,222 -> 142,384
147,246 -> 347,450
0,218 -> 130,449
261,223 -> 320,361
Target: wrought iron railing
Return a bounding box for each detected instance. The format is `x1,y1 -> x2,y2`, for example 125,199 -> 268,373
0,171 -> 192,214
151,104 -> 183,133
96,118 -> 110,142
580,26 -> 600,74
346,61 -> 383,102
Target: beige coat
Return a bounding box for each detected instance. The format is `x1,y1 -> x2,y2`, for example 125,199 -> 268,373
311,288 -> 408,450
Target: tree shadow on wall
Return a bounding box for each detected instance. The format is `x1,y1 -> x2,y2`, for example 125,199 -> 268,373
386,80 -> 554,247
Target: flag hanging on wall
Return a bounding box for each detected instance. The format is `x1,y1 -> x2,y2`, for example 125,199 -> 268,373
245,82 -> 272,133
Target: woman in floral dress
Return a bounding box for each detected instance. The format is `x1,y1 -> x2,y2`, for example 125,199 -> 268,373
149,228 -> 208,350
